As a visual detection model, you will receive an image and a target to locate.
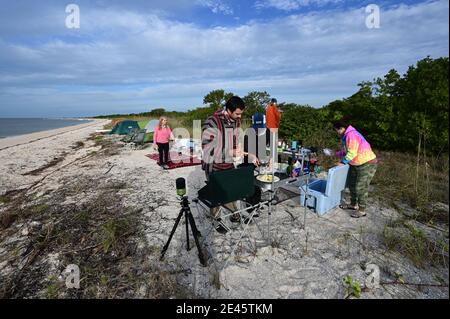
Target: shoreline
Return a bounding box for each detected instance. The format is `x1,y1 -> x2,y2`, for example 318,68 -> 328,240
0,119 -> 107,151
0,117 -> 94,139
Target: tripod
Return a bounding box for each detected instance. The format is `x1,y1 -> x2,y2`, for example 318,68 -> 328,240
160,196 -> 207,266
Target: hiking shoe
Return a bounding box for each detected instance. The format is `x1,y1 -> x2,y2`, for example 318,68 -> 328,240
339,204 -> 358,210
229,213 -> 241,223
351,210 -> 367,218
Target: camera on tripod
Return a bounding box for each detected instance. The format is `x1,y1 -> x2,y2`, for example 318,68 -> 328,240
160,178 -> 207,266
176,177 -> 187,197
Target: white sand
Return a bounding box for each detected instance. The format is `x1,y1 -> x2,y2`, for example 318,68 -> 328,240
0,119 -> 109,193
0,120 -> 448,299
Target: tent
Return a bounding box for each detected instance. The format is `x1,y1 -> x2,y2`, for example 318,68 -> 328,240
144,119 -> 160,132
110,120 -> 140,135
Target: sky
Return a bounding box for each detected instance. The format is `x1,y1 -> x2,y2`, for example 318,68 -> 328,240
0,0 -> 448,117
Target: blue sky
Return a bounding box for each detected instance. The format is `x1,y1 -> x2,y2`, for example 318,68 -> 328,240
0,0 -> 448,117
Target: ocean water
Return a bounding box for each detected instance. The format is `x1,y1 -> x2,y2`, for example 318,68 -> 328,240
0,118 -> 92,139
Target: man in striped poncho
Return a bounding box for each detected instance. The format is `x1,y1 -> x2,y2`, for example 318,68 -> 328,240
201,96 -> 259,233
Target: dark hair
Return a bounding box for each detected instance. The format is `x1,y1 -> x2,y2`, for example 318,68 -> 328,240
226,96 -> 245,112
332,119 -> 350,130
270,98 -> 277,104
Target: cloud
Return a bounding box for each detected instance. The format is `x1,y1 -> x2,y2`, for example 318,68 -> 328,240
254,0 -> 343,11
196,0 -> 234,15
0,0 -> 448,116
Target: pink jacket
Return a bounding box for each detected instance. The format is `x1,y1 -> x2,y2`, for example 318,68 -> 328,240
153,126 -> 172,144
339,125 -> 376,166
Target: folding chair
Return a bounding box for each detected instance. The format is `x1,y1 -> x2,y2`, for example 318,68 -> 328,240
197,165 -> 255,209
131,129 -> 147,149
195,165 -> 269,267
121,128 -> 138,143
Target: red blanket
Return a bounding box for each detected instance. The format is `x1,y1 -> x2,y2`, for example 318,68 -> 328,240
145,152 -> 201,169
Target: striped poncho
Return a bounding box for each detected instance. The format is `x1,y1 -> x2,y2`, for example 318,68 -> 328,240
201,110 -> 241,176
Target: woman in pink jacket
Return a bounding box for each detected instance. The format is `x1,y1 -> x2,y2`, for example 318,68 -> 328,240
333,119 -> 378,218
153,117 -> 175,169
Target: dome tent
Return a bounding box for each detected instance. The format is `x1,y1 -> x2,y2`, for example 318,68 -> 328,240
144,119 -> 160,132
109,120 -> 140,135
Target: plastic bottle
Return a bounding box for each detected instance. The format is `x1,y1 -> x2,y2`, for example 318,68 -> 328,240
303,161 -> 310,175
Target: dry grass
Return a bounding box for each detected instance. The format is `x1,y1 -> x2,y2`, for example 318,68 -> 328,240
0,195 -> 10,204
373,150 -> 449,219
0,185 -> 188,299
87,134 -> 122,156
22,154 -> 67,176
383,221 -> 449,269
373,150 -> 449,269
72,141 -> 85,149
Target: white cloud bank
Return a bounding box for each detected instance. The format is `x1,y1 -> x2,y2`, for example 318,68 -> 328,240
0,0 -> 448,116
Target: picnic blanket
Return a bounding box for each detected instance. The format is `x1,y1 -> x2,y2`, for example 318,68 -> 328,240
145,152 -> 201,169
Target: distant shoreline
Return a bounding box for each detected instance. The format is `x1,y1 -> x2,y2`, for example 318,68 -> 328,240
0,119 -> 107,150
0,118 -> 94,140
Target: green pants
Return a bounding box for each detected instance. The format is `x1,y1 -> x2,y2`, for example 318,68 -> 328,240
348,163 -> 377,210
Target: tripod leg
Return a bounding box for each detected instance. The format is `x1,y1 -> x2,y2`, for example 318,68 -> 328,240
185,208 -> 190,251
186,209 -> 207,266
160,209 -> 184,261
188,209 -> 202,238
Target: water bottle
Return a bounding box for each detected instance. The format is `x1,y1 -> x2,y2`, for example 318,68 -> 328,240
303,161 -> 309,175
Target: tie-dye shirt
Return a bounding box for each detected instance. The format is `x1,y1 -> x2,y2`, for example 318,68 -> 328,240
340,125 -> 376,166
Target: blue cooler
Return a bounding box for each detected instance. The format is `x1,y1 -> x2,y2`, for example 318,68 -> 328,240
299,165 -> 349,215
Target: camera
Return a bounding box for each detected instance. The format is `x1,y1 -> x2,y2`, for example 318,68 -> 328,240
176,177 -> 186,197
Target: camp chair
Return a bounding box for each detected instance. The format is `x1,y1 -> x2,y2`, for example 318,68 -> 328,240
196,165 -> 256,231
194,165 -> 275,268
131,129 -> 147,149
197,165 -> 255,210
121,128 -> 139,143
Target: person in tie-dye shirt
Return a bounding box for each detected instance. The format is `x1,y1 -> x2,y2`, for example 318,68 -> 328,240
333,120 -> 378,218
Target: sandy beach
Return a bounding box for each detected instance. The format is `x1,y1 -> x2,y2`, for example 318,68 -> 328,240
0,120 -> 448,299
